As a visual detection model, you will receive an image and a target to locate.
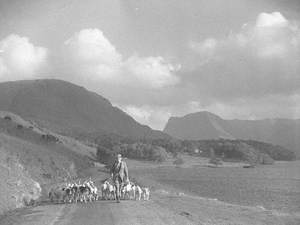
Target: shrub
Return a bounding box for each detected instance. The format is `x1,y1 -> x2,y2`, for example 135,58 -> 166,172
173,157 -> 184,166
209,157 -> 223,166
41,134 -> 59,143
243,140 -> 296,161
17,124 -> 23,129
150,138 -> 182,156
259,153 -> 274,165
4,115 -> 12,121
42,173 -> 52,179
96,145 -> 115,166
151,147 -> 168,162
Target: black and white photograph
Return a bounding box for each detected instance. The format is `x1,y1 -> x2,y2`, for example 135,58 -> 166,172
0,0 -> 299,224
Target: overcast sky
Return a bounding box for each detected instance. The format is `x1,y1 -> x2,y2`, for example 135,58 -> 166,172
0,0 -> 300,130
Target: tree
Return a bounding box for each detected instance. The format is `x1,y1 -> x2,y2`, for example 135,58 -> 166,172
209,148 -> 215,159
96,145 -> 115,166
173,157 -> 184,167
151,147 -> 168,162
259,153 -> 274,165
209,148 -> 222,166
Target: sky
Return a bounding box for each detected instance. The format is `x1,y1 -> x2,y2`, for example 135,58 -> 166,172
0,0 -> 300,130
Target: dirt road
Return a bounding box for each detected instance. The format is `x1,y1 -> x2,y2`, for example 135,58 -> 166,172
1,190 -> 299,225
0,196 -> 193,225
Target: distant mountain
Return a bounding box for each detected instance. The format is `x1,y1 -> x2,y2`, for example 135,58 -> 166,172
0,79 -> 169,139
164,111 -> 300,156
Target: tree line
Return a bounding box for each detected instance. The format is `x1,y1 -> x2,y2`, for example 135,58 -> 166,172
95,134 -> 296,165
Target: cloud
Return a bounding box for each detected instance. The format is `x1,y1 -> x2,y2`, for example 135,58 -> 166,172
239,11 -> 299,59
64,29 -> 122,81
119,104 -> 172,130
191,12 -> 299,60
187,12 -> 300,101
123,55 -> 180,89
0,34 -> 48,81
63,28 -> 180,89
256,12 -> 288,28
188,38 -> 217,66
189,38 -> 217,55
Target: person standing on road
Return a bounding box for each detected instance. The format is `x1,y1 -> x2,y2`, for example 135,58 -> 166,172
110,154 -> 129,203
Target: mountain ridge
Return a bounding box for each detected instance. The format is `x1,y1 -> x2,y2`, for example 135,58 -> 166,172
0,79 -> 169,140
164,111 -> 300,156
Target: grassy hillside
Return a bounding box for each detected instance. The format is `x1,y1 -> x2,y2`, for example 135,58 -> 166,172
0,79 -> 169,140
0,111 -> 97,158
0,112 -> 96,216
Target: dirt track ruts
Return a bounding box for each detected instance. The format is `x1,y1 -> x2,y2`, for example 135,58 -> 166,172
1,191 -> 300,225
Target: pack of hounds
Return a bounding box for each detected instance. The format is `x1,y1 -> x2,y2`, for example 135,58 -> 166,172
48,178 -> 150,204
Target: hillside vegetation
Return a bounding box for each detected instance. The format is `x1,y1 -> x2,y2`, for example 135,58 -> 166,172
184,139 -> 296,164
0,113 -> 95,215
94,134 -> 296,166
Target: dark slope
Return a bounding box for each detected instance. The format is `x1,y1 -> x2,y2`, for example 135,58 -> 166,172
164,111 -> 234,140
0,79 -> 168,139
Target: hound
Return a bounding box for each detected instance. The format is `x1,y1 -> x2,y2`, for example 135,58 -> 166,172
142,187 -> 150,201
79,182 -> 91,203
121,183 -> 132,200
108,181 -> 116,200
101,180 -> 115,200
101,181 -> 109,200
49,186 -> 67,203
87,180 -> 99,201
135,185 -> 143,201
